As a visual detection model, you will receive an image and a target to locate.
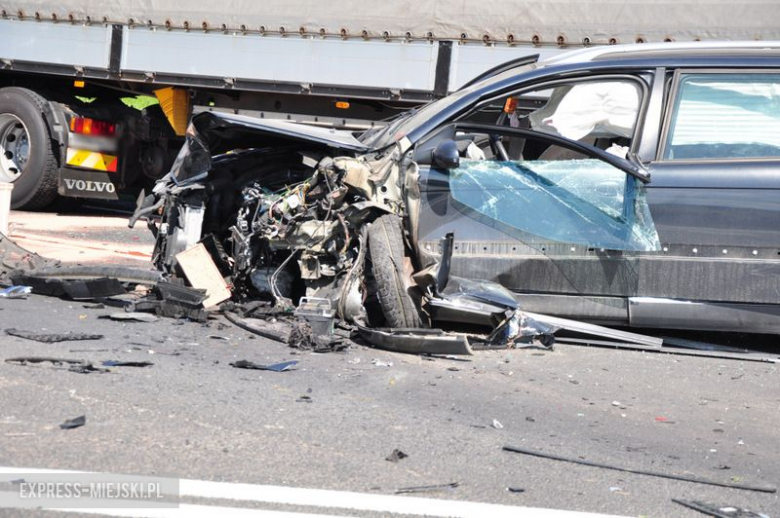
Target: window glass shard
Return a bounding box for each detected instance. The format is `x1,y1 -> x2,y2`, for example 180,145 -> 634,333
449,158 -> 660,251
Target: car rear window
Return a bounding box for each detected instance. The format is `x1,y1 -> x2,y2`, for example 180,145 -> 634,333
664,73 -> 780,160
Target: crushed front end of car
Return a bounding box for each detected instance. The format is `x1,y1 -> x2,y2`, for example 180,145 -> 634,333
131,111 -> 662,354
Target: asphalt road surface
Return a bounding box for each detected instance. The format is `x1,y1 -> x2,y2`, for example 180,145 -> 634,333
0,210 -> 778,517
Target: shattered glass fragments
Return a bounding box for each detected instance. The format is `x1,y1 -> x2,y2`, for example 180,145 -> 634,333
449,159 -> 660,252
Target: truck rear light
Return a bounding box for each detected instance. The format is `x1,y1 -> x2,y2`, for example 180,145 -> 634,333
69,117 -> 116,137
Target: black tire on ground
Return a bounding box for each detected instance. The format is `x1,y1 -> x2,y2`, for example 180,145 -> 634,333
0,87 -> 59,210
366,214 -> 422,328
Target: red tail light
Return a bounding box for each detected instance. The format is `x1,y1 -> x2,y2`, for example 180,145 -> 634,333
69,117 -> 116,137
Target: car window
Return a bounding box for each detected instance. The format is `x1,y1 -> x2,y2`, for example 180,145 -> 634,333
444,131 -> 660,252
664,73 -> 780,160
464,79 -> 643,159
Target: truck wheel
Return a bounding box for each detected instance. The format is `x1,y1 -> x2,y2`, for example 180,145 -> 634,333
0,88 -> 59,210
366,214 -> 422,328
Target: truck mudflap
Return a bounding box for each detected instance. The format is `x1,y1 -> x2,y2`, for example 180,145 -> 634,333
58,167 -> 120,199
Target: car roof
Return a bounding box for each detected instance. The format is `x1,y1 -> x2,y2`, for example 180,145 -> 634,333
541,40 -> 780,67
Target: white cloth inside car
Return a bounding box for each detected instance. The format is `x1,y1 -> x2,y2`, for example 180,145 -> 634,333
529,82 -> 640,141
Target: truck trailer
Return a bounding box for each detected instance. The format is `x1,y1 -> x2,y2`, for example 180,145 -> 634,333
0,0 -> 778,209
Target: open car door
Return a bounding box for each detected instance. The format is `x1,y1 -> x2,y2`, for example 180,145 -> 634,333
410,123 -> 660,326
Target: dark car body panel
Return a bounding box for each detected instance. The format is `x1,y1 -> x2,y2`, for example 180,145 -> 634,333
411,46 -> 780,333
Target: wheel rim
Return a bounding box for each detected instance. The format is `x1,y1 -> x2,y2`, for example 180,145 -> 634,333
0,113 -> 31,182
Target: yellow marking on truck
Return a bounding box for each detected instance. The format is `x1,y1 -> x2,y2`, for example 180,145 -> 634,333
66,148 -> 118,173
154,86 -> 190,136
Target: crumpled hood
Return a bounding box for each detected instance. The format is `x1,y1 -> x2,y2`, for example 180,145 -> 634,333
191,111 -> 369,153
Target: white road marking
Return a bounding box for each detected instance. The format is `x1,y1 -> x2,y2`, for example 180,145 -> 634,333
0,467 -> 625,517
0,495 -> 340,518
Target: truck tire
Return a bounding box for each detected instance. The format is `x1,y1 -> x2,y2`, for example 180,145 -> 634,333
366,214 -> 421,328
0,87 -> 59,210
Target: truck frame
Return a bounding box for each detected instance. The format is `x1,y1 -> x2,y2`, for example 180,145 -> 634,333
0,1 -> 778,208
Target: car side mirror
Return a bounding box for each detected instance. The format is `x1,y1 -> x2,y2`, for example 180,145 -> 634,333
432,140 -> 460,170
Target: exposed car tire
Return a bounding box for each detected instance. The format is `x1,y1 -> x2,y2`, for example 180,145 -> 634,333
366,214 -> 421,328
0,87 -> 59,210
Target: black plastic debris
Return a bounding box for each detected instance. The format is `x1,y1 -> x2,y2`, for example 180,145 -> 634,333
4,357 -> 108,374
10,274 -> 125,300
385,449 -> 409,463
229,360 -> 298,372
69,363 -> 110,374
103,312 -> 159,323
507,487 -> 526,494
59,415 -> 86,430
134,282 -> 209,322
503,445 -> 776,494
672,499 -> 769,518
101,361 -> 154,367
62,278 -> 125,300
395,482 -> 459,494
6,329 -> 104,343
358,326 -> 473,356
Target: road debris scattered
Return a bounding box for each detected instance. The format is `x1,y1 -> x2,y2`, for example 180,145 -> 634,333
68,363 -> 110,374
288,320 -> 347,352
556,337 -> 780,363
5,329 -> 104,343
507,487 -> 526,494
502,445 -> 776,493
104,312 -> 160,323
101,360 -> 154,368
0,285 -> 31,298
59,415 -> 86,430
5,356 -> 87,366
672,499 -> 769,518
492,419 -> 504,429
395,482 -> 459,495
385,449 -> 408,463
229,360 -> 298,372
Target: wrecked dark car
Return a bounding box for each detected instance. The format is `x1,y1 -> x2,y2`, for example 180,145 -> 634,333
134,43 -> 780,341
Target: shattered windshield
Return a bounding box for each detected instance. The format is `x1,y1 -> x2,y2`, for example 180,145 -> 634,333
449,158 -> 660,251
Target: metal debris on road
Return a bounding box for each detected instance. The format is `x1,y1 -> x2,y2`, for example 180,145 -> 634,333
5,356 -> 87,366
492,419 -> 504,429
224,312 -> 290,343
0,285 -> 31,298
59,415 -> 86,430
672,499 -> 769,518
556,337 -> 780,363
395,482 -> 459,494
502,445 -> 776,493
229,360 -> 299,372
5,329 -> 104,342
